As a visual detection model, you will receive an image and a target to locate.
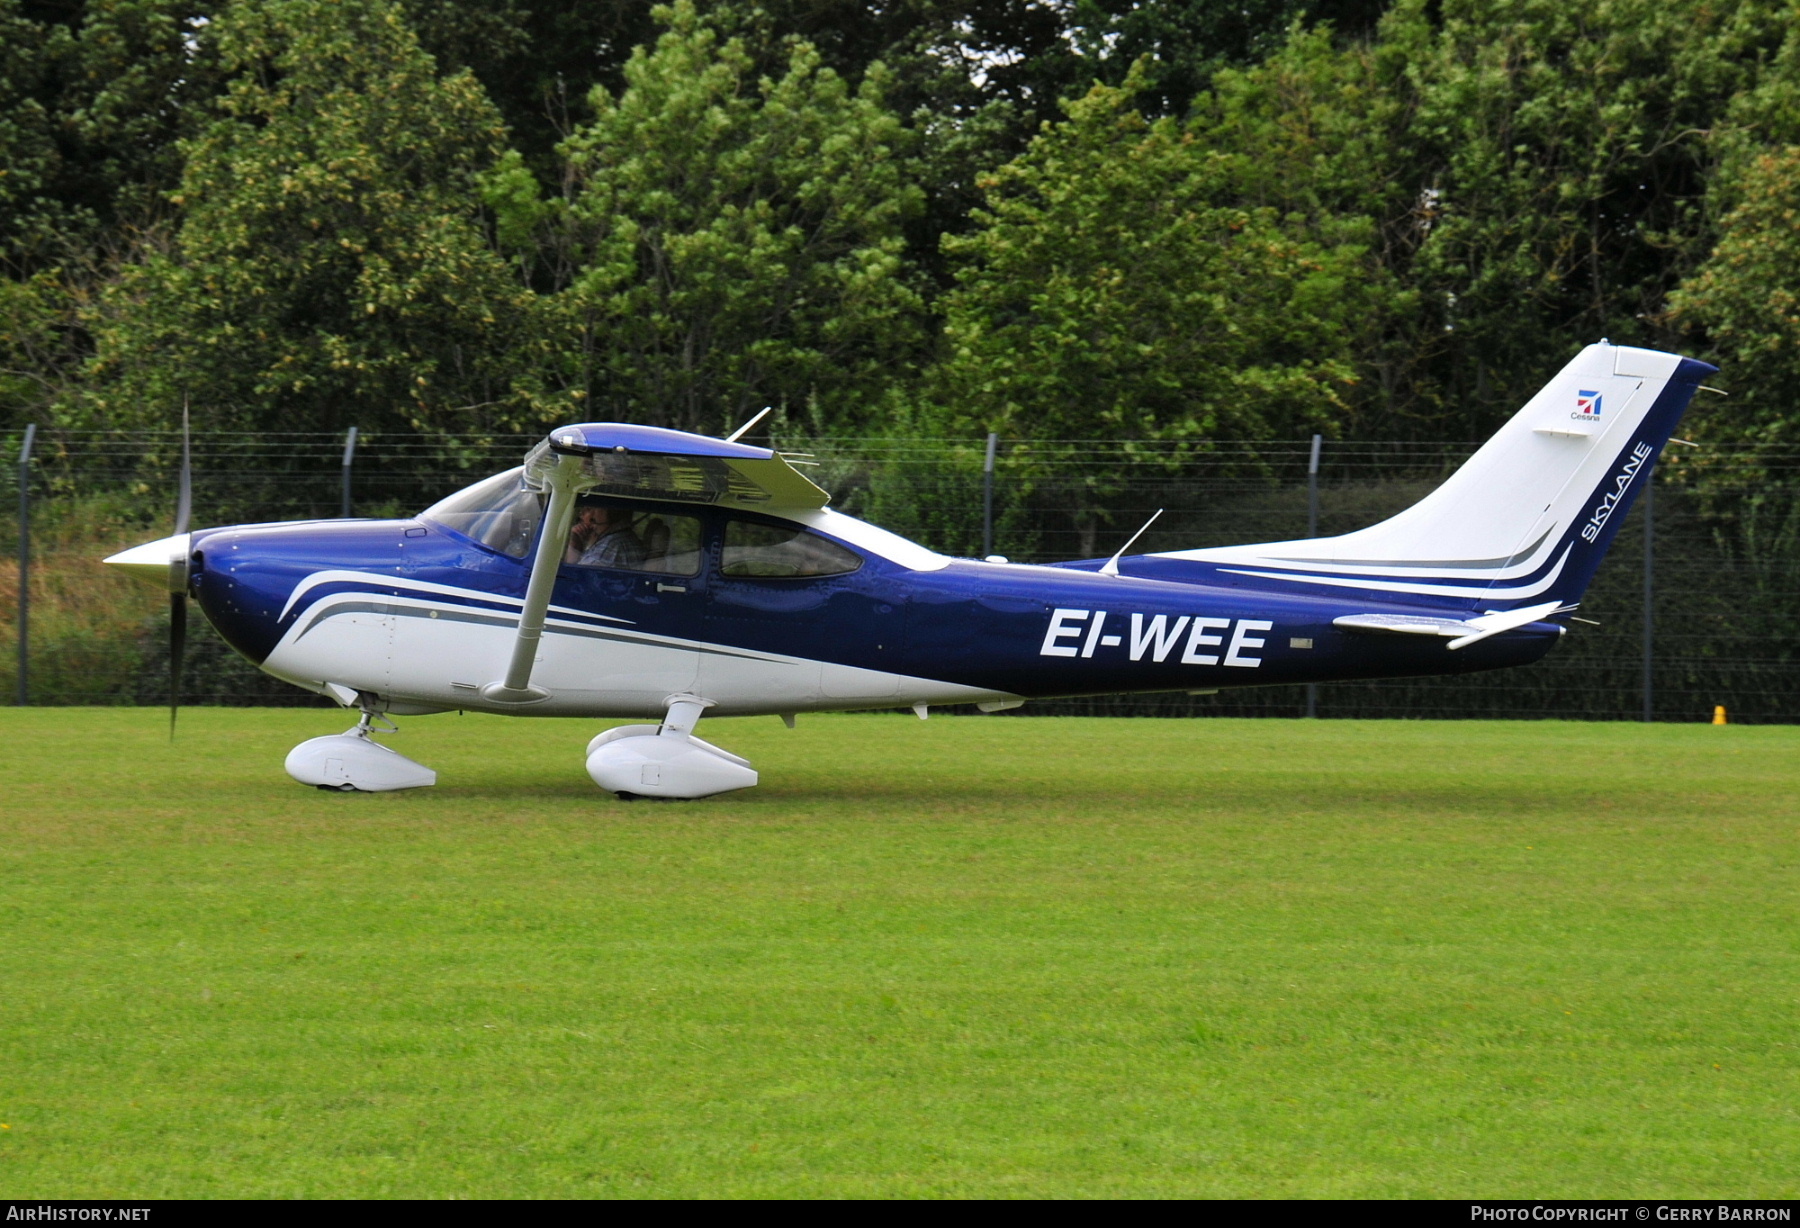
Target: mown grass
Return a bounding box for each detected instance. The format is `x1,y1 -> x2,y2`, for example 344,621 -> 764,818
0,709 -> 1795,1198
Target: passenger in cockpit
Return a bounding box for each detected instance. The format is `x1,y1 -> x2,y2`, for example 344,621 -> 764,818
568,504 -> 646,569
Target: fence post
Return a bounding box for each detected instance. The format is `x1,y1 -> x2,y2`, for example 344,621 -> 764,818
340,426 -> 359,518
1642,475 -> 1654,723
982,432 -> 997,558
1306,434 -> 1322,719
16,423 -> 35,707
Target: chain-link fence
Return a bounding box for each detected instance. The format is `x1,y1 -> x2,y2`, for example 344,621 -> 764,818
4,428 -> 1796,722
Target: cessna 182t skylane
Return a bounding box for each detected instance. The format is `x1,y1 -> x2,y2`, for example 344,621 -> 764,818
105,341 -> 1714,798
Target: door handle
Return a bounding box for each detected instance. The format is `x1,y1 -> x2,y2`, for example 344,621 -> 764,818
656,583 -> 687,593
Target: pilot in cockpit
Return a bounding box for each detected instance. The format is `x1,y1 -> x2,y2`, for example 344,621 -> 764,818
567,504 -> 646,570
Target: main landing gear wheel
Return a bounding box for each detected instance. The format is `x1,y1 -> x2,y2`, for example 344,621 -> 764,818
585,694 -> 758,800
285,697 -> 438,792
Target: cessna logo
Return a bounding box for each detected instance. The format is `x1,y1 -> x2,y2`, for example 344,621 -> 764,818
1040,609 -> 1274,667
1580,441 -> 1654,543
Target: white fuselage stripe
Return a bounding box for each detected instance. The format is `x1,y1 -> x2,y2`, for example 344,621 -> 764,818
1217,547 -> 1570,600
276,568 -> 632,626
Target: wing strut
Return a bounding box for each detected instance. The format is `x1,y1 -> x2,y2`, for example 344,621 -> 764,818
481,451 -> 584,704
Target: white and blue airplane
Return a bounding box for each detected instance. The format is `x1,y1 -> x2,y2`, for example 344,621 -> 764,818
105,341 -> 1713,797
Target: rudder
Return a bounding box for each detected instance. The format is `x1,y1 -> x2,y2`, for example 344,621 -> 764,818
1149,341 -> 1716,611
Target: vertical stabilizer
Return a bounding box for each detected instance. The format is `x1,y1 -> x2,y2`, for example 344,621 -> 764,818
1153,341 -> 1716,610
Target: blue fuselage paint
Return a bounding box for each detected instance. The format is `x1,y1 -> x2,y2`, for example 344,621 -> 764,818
188,503 -> 1555,704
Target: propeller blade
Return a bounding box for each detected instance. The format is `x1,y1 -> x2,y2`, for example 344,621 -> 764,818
170,397 -> 192,738
175,397 -> 192,536
169,591 -> 186,740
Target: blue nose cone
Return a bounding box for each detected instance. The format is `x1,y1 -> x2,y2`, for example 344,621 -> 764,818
191,520 -> 415,665
189,516 -> 533,668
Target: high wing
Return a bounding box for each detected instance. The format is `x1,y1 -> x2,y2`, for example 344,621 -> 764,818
530,424 -> 828,511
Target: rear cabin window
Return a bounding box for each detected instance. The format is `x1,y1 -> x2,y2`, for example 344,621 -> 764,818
721,520 -> 862,578
565,502 -> 702,576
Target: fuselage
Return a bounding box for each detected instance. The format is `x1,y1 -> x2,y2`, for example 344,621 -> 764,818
183,498 -> 1559,719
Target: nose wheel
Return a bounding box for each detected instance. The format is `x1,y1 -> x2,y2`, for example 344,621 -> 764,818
585,694 -> 757,799
284,696 -> 438,792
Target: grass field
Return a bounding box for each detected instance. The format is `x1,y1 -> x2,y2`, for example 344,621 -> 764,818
0,709 -> 1796,1198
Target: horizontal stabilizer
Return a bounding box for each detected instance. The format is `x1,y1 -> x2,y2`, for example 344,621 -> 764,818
1333,613 -> 1471,637
1444,600 -> 1565,650
1334,599 -> 1565,649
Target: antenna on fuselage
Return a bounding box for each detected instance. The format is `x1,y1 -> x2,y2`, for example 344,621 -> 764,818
1098,508 -> 1162,577
724,406 -> 773,444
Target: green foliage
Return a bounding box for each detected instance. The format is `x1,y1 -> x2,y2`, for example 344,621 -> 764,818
3,0 -> 1800,478
1669,145 -> 1800,450
0,0 -> 223,432
0,270 -> 70,429
1192,26 -> 1422,431
394,0 -> 663,175
83,0 -> 539,435
0,0 -> 66,259
493,1 -> 925,435
1373,0 -> 1789,427
0,0 -> 217,262
1074,0 -> 1390,117
1668,16 -> 1800,456
925,71 -> 1382,538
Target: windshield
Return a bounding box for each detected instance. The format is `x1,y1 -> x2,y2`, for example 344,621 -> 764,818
421,467 -> 544,558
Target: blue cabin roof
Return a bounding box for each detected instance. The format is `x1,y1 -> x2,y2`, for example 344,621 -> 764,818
547,422 -> 774,461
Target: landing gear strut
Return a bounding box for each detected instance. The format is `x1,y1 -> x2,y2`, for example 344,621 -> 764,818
284,693 -> 438,792
585,693 -> 757,800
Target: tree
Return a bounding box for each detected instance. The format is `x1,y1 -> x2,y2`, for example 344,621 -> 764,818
923,73 -> 1382,551
1669,146 -> 1800,449
1667,14 -> 1800,454
84,0 -> 537,435
1375,0 -> 1789,431
491,1 -> 924,435
394,0 -> 662,175
1073,0 -> 1390,119
0,0 -> 222,432
1189,24 -> 1418,432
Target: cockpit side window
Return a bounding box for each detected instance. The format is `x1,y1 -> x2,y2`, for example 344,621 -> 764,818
566,500 -> 703,576
421,467 -> 544,558
720,519 -> 863,578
